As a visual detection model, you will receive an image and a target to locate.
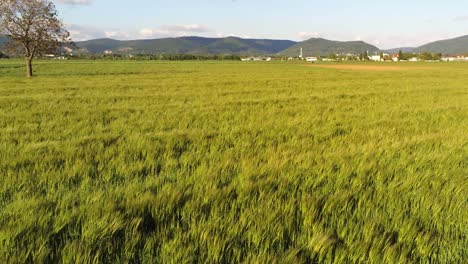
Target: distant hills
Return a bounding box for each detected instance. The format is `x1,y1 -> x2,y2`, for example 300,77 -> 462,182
383,47 -> 416,54
73,37 -> 381,56
413,35 -> 468,54
61,34 -> 468,56
73,37 -> 380,56
3,34 -> 468,56
384,35 -> 468,55
73,37 -> 297,55
280,38 -> 379,56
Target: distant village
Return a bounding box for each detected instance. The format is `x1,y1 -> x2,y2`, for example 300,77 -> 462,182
36,46 -> 468,62
241,48 -> 468,62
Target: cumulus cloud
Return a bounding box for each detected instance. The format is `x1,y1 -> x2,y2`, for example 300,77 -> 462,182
66,24 -> 218,41
137,24 -> 214,38
139,28 -> 155,38
298,32 -> 321,40
160,24 -> 211,33
55,0 -> 92,5
66,24 -> 106,41
105,31 -> 132,39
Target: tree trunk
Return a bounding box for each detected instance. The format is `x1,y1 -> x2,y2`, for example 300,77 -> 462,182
25,58 -> 33,78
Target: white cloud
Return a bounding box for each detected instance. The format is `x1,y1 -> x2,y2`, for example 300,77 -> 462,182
105,31 -> 131,39
67,24 -> 106,41
66,24 -> 220,41
136,24 -> 214,38
298,32 -> 321,40
139,28 -> 154,38
215,32 -> 240,38
160,24 -> 211,33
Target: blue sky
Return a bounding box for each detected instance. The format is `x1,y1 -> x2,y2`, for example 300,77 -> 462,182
54,0 -> 468,48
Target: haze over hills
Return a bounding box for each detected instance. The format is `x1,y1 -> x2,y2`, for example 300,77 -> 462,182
280,38 -> 380,56
3,34 -> 468,56
383,47 -> 416,54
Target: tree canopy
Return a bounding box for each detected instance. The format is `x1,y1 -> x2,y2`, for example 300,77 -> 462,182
0,0 -> 70,77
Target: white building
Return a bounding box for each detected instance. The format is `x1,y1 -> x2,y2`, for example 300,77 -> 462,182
369,55 -> 382,62
306,57 -> 318,62
441,57 -> 455,62
241,57 -> 272,62
441,55 -> 468,62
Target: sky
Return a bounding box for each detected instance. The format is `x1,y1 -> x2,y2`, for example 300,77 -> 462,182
53,0 -> 468,49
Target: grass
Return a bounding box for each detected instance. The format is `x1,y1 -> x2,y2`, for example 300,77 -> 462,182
0,60 -> 467,263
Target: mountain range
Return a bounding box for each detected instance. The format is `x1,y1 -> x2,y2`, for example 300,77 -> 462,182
2,35 -> 468,56
72,37 -> 381,56
72,36 -> 296,55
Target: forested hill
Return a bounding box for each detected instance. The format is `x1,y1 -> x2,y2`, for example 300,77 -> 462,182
72,36 -> 297,55
4,34 -> 468,55
280,38 -> 380,56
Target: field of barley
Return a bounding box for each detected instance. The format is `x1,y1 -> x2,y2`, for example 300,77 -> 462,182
0,60 -> 467,263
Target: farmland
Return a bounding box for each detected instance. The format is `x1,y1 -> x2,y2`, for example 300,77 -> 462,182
0,60 -> 467,263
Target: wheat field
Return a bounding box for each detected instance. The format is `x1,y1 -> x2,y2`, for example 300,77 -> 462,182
0,60 -> 467,263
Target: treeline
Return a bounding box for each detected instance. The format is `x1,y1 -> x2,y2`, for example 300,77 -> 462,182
0,51 -> 9,59
398,51 -> 442,61
359,51 -> 442,61
69,54 -> 242,61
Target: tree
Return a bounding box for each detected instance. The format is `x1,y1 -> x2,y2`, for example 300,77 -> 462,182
362,51 -> 369,61
0,0 -> 70,77
419,52 -> 434,61
398,50 -> 403,61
